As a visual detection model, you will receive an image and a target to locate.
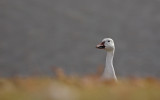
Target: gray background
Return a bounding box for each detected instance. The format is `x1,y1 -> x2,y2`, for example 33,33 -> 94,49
1,0 -> 160,77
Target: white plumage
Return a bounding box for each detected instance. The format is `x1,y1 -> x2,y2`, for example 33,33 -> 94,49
96,38 -> 117,80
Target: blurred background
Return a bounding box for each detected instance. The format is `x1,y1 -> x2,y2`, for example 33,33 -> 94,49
1,0 -> 160,77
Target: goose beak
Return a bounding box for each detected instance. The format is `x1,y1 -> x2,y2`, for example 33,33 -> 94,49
96,42 -> 105,49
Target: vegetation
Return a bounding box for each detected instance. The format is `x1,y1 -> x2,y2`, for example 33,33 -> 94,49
0,69 -> 160,100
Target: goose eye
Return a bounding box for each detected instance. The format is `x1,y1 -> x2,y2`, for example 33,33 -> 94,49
108,40 -> 110,42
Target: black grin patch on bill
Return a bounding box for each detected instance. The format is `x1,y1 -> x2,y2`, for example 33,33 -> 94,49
97,45 -> 105,49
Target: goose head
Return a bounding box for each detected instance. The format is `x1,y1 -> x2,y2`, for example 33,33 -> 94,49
96,38 -> 115,51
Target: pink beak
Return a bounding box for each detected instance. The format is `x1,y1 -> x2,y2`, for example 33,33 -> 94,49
96,42 -> 105,49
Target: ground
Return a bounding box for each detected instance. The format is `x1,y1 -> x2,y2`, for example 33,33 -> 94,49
0,71 -> 160,100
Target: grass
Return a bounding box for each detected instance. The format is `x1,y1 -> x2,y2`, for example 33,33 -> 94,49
0,68 -> 160,100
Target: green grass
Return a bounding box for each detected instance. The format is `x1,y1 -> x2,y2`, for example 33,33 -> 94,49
0,70 -> 160,100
